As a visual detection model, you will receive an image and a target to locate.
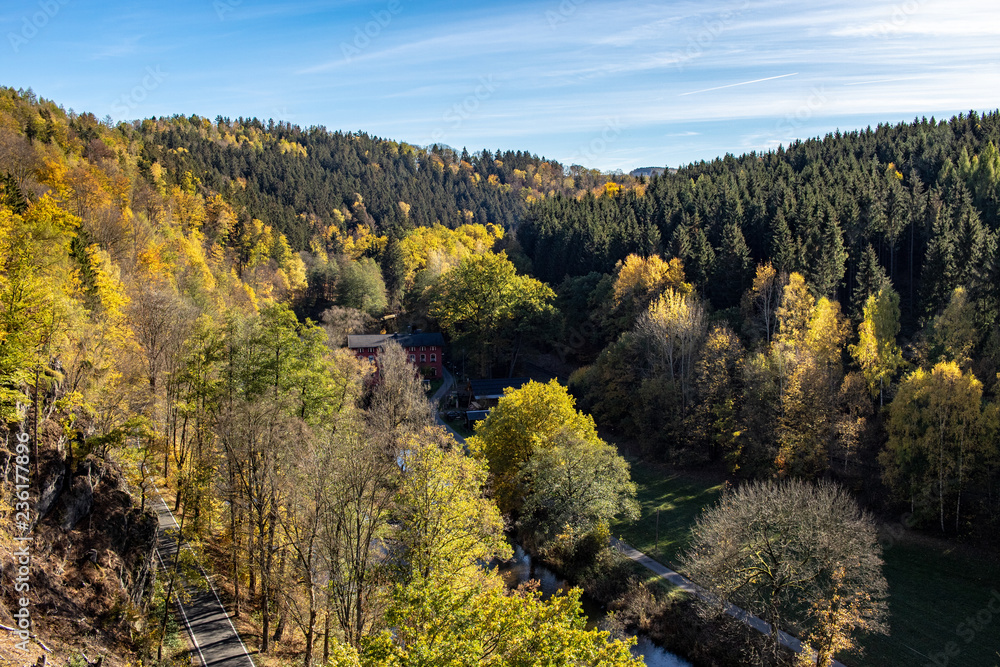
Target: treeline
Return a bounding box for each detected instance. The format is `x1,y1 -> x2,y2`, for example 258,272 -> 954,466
512,112 -> 1000,537
131,113 -> 635,247
521,111 -> 1000,328
554,246 -> 998,537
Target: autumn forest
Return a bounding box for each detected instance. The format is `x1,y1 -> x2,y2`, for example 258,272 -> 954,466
1,85 -> 1000,667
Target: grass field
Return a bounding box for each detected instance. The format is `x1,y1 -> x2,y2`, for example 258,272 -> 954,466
442,415 -> 474,438
610,460 -> 726,568
611,462 -> 1000,667
850,541 -> 1000,667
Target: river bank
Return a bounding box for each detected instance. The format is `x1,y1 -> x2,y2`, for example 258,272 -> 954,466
497,543 -> 692,667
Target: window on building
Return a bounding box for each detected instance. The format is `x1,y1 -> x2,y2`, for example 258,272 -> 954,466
368,355 -> 374,362
421,346 -> 426,351
409,355 -> 415,362
431,353 -> 437,362
421,354 -> 426,362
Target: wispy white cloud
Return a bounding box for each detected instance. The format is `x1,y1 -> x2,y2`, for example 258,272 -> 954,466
593,18 -> 681,47
11,0 -> 1000,171
90,35 -> 142,59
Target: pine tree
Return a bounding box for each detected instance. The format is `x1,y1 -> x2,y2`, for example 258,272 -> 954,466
969,229 -> 999,331
921,204 -> 957,315
951,189 -> 987,289
770,210 -> 796,275
852,244 -> 889,318
808,206 -> 847,298
673,214 -> 715,291
380,236 -> 406,308
710,220 -> 752,309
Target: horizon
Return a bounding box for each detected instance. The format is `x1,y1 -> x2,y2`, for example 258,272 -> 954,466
3,0 -> 999,171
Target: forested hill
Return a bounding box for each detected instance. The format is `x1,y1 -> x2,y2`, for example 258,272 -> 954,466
132,115 -> 630,247
520,111 -> 1000,330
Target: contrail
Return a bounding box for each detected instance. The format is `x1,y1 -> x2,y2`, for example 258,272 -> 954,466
679,72 -> 799,96
844,76 -> 922,86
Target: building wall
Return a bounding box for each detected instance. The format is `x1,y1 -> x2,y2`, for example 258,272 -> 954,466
351,344 -> 443,378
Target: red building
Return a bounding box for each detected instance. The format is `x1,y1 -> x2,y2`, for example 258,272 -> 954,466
346,332 -> 445,378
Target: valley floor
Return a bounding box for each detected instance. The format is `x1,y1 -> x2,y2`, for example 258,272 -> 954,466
611,463 -> 1000,667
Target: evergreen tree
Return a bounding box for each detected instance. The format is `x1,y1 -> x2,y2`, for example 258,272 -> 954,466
951,189 -> 987,289
921,205 -> 957,315
770,210 -> 797,275
852,244 -> 889,318
380,236 -> 406,309
711,220 -> 753,309
808,206 -> 847,298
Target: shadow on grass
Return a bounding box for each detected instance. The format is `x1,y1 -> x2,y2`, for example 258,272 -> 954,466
614,459 -> 1000,667
611,462 -> 726,569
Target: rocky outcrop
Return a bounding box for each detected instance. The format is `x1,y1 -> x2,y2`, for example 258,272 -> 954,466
57,458 -> 104,531
34,455 -> 66,526
49,456 -> 158,605
2,451 -> 159,633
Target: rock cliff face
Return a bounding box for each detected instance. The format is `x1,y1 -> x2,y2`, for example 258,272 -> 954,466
1,449 -> 158,664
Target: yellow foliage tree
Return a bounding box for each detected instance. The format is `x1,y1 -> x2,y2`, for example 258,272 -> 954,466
467,379 -> 603,514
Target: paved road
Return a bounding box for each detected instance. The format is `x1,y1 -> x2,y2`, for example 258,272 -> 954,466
152,484 -> 257,667
612,538 -> 845,667
432,367 -> 467,444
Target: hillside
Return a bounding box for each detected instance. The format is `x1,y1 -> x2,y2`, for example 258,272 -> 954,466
130,115 -> 635,248
521,111 -> 1000,329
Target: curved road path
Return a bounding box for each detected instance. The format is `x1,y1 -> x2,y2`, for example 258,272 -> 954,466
152,482 -> 257,667
611,538 -> 846,667
427,376 -> 843,666
432,367 -> 466,444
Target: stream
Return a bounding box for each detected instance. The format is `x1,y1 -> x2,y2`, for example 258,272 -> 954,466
496,544 -> 692,667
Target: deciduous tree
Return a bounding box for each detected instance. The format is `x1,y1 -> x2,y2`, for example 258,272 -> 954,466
430,251 -> 556,376
518,430 -> 639,552
467,379 -> 602,514
882,361 -> 998,531
849,286 -> 904,406
682,480 -> 888,666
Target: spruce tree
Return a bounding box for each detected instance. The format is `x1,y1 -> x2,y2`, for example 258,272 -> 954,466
770,210 -> 796,275
806,206 -> 847,298
711,220 -> 753,309
921,204 -> 957,316
852,244 -> 889,318
951,188 -> 987,288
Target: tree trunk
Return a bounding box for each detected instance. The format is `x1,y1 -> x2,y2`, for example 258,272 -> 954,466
303,600 -> 316,667
507,334 -> 521,379
939,430 -> 946,533
229,463 -> 241,618
956,434 -> 964,534
258,512 -> 270,653
322,601 -> 332,665
272,549 -> 287,643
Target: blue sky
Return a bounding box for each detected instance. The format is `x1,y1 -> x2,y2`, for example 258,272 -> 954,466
2,0 -> 999,171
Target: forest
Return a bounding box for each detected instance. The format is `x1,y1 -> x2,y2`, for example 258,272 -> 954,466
0,84 -> 998,667
519,113 -> 1000,538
